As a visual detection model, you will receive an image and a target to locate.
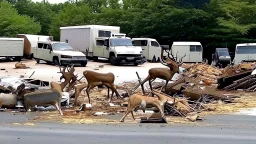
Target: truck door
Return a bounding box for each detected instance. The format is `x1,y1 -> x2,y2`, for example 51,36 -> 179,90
103,39 -> 110,58
94,40 -> 104,57
189,45 -> 202,62
149,40 -> 161,61
40,43 -> 52,62
35,42 -> 44,59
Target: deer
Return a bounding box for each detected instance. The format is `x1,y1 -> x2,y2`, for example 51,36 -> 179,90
132,47 -> 186,94
119,89 -> 191,122
74,70 -> 121,105
23,82 -> 63,115
58,65 -> 76,91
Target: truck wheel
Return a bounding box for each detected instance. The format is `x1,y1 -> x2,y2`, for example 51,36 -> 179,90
93,56 -> 98,61
110,56 -> 117,66
81,61 -> 87,67
53,57 -> 60,66
13,56 -> 22,61
35,58 -> 40,64
151,56 -> 156,63
134,63 -> 138,66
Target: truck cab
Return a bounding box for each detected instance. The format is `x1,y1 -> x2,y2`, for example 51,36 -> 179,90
94,34 -> 143,66
233,43 -> 256,64
132,38 -> 167,62
211,48 -> 231,68
32,40 -> 87,66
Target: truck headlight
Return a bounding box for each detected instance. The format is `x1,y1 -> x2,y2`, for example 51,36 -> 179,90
61,55 -> 72,58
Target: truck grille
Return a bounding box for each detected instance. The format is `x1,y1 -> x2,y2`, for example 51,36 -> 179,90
72,56 -> 86,60
117,54 -> 141,57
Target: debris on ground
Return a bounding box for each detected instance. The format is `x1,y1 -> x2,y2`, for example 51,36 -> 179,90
14,62 -> 29,69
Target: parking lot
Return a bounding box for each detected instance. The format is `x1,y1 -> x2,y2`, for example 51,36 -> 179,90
0,58 -> 166,84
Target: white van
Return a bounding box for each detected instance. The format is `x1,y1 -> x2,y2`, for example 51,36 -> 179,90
171,42 -> 203,63
132,38 -> 167,62
32,41 -> 87,66
233,43 -> 256,64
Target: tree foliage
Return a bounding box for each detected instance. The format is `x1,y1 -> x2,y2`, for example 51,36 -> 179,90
0,0 -> 256,59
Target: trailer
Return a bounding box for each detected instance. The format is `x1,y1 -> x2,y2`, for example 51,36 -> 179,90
0,38 -> 24,61
171,42 -> 203,63
17,34 -> 53,59
60,25 -> 143,66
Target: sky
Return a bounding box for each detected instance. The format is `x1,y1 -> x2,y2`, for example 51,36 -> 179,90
32,0 -> 68,4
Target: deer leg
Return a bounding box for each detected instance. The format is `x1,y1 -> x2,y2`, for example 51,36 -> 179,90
154,103 -> 165,118
86,85 -> 93,104
120,107 -> 134,122
165,80 -> 169,92
54,102 -> 63,116
149,78 -> 155,96
74,83 -> 87,106
131,110 -> 135,120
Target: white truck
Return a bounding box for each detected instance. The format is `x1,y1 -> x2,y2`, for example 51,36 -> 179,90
0,38 -> 24,61
32,40 -> 87,66
60,25 -> 143,66
233,43 -> 256,64
132,38 -> 167,62
171,42 -> 203,63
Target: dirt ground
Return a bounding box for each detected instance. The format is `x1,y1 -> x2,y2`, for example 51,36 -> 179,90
1,59 -> 256,125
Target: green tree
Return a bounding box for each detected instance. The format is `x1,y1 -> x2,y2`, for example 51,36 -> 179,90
0,1 -> 41,37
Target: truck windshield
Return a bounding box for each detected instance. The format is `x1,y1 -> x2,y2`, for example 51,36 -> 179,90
218,51 -> 229,56
52,43 -> 73,51
236,46 -> 256,54
110,39 -> 133,46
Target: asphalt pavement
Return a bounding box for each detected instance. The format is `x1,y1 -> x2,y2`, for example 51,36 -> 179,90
0,112 -> 255,144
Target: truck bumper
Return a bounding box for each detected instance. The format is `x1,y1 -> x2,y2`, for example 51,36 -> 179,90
116,56 -> 143,64
60,59 -> 87,65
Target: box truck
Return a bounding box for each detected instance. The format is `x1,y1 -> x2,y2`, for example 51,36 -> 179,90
132,38 -> 168,62
60,25 -> 143,66
233,43 -> 256,64
171,42 -> 203,63
0,38 -> 24,61
17,34 -> 53,59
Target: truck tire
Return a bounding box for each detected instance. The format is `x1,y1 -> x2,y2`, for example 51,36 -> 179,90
81,61 -> 87,67
151,56 -> 156,63
35,58 -> 40,64
110,55 -> 118,66
93,56 -> 98,61
53,57 -> 60,66
13,56 -> 22,61
134,63 -> 138,66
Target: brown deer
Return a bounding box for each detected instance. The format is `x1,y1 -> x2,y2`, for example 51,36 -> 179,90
74,70 -> 121,105
23,82 -> 63,115
133,47 -> 186,94
119,89 -> 191,122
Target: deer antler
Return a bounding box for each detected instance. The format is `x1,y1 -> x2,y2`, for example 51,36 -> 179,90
178,53 -> 186,65
160,47 -> 168,66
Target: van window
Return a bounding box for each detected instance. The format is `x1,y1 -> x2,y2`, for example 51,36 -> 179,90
151,41 -> 160,47
132,40 -> 147,46
236,46 -> 256,54
96,40 -> 105,46
190,45 -> 202,52
43,44 -> 48,49
37,43 -> 44,49
98,30 -> 111,37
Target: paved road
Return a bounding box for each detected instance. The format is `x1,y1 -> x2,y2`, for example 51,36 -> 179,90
0,112 -> 255,144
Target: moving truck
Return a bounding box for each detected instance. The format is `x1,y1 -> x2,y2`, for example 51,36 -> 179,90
0,38 -> 24,61
171,42 -> 203,63
60,25 -> 143,66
